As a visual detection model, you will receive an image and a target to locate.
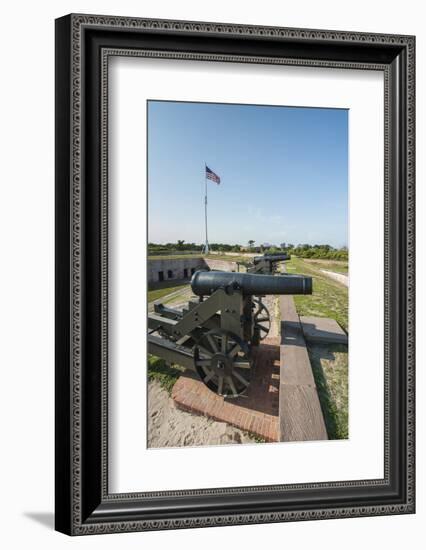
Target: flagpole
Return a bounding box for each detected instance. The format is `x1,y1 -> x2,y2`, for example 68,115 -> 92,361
204,162 -> 209,255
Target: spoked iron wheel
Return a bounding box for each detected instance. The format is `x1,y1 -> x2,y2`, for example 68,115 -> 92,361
194,329 -> 252,398
253,297 -> 271,341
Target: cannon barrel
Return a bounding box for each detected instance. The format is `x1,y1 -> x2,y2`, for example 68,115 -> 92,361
253,254 -> 290,264
191,270 -> 312,296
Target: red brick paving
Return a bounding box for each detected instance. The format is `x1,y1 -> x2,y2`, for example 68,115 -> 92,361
171,337 -> 280,442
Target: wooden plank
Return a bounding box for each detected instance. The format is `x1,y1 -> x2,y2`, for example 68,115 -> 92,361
279,295 -> 328,442
279,297 -> 316,387
279,385 -> 328,442
280,326 -> 316,387
300,316 -> 348,344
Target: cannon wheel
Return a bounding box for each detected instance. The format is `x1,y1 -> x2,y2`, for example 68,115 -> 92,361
194,329 -> 252,398
253,297 -> 271,340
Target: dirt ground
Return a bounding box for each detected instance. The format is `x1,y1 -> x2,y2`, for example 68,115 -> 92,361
147,380 -> 255,448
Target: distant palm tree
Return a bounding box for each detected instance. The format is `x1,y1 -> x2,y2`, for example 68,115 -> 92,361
176,240 -> 185,250
248,240 -> 255,249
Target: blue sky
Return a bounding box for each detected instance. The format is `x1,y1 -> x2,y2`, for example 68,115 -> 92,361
148,101 -> 348,248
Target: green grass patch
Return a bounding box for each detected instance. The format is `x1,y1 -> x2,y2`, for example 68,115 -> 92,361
246,433 -> 267,443
307,344 -> 349,439
286,257 -> 348,331
303,259 -> 348,273
148,254 -> 203,260
148,355 -> 184,394
148,281 -> 189,303
323,263 -> 348,274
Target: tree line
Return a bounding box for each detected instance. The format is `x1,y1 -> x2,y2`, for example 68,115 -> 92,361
276,243 -> 348,261
148,241 -> 348,261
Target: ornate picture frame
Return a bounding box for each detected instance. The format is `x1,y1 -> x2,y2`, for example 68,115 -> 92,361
55,14 -> 415,535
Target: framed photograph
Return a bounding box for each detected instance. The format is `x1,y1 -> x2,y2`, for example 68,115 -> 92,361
55,14 -> 415,535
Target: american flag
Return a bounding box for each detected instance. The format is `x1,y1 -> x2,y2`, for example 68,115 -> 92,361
206,165 -> 221,184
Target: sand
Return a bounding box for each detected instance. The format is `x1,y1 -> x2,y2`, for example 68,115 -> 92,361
147,380 -> 254,448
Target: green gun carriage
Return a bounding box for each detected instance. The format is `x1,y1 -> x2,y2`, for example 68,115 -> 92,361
238,252 -> 290,275
148,270 -> 311,398
247,253 -> 290,274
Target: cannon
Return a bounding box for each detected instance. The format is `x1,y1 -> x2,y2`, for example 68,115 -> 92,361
148,270 -> 312,398
246,253 -> 290,274
191,270 -> 310,296
253,253 -> 290,264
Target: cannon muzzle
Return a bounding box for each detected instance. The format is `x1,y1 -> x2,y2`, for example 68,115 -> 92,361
253,254 -> 290,264
191,270 -> 312,296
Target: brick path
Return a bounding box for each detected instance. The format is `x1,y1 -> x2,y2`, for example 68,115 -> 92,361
171,336 -> 280,442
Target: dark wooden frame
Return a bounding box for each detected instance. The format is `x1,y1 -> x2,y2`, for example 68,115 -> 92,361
55,13 -> 415,535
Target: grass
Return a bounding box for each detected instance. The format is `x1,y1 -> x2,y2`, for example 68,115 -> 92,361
148,253 -> 203,260
148,355 -> 185,394
308,344 -> 349,439
286,257 -> 348,331
245,432 -> 267,443
303,258 -> 348,274
148,281 -> 189,303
